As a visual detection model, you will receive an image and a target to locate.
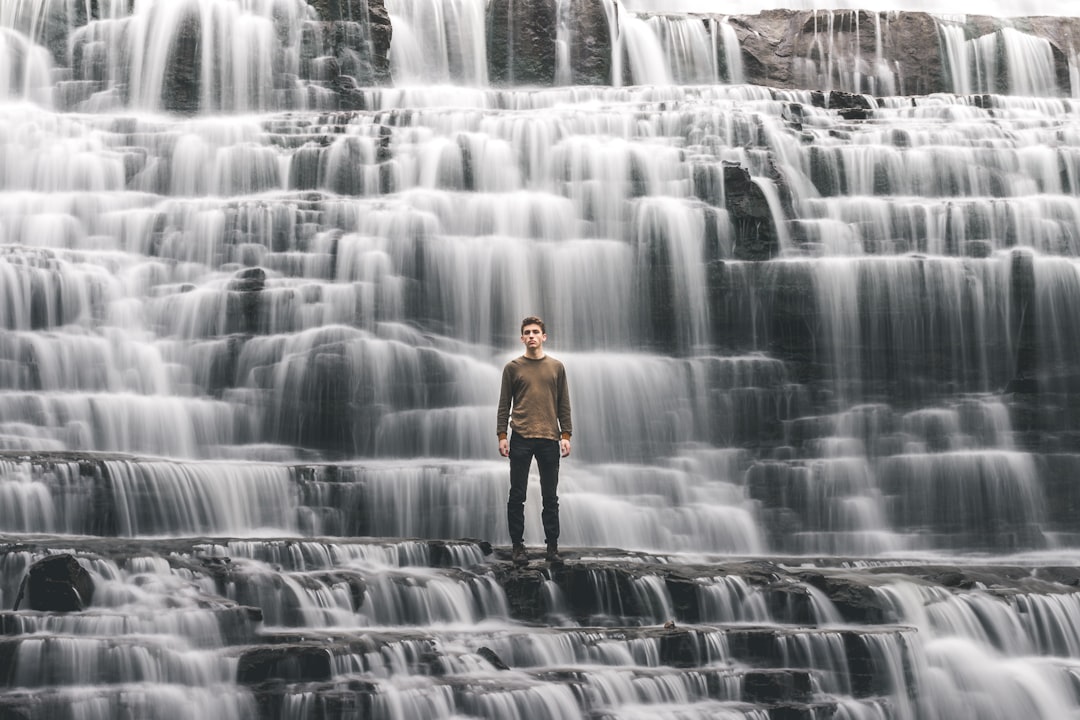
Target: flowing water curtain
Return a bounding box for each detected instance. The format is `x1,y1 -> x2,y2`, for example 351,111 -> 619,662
8,4 -> 1080,720
0,27 -> 53,104
712,17 -> 745,84
614,11 -> 746,87
385,0 -> 487,85
804,256 -> 1014,401
793,11 -> 900,96
939,20 -> 1061,96
4,0 -> 318,113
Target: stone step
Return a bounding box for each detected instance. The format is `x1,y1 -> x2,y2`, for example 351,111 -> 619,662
243,623 -> 912,698
3,538 -> 1080,716
7,536 -> 1080,633
244,669 -> 818,719
0,635 -> 238,687
244,671 -> 876,720
0,681 -> 874,720
0,685 -> 256,720
0,606 -> 262,644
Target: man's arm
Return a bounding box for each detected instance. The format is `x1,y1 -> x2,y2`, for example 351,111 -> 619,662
557,364 -> 572,457
497,364 -> 512,456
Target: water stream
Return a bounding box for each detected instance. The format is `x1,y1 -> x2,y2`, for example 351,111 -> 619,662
5,0 -> 1080,718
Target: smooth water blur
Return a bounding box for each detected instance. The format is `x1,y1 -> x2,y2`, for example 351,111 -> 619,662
3,1 -> 1080,717
4,79 -> 1080,552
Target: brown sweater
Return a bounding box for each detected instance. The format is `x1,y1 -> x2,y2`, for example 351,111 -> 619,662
497,355 -> 572,441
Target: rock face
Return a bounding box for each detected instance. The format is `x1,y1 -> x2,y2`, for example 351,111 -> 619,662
631,10 -> 1080,97
731,10 -> 947,95
162,8 -> 202,114
24,4 -> 1080,111
566,0 -> 614,85
483,0 -> 619,85
724,164 -> 783,261
487,0 -> 559,86
304,0 -> 393,101
13,554 -> 95,612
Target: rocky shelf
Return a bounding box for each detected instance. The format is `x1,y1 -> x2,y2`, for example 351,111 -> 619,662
2,534 -> 1079,717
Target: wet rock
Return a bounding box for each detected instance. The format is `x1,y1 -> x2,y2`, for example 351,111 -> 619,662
307,0 -> 360,21
237,645 -> 335,684
742,669 -> 813,704
813,90 -> 876,122
255,678 -> 379,719
566,0 -> 614,85
796,572 -> 888,624
478,646 -> 511,670
13,554 -> 95,612
428,539 -> 491,566
366,1 -> 393,80
728,11 -> 801,89
162,8 -> 202,114
487,0 -> 558,86
228,266 -> 267,293
730,11 -> 1080,97
303,0 -> 393,92
226,267 -> 267,335
963,240 -> 994,258
733,10 -> 946,95
481,0 -> 617,84
658,628 -> 710,668
724,164 -> 781,261
497,566 -> 548,621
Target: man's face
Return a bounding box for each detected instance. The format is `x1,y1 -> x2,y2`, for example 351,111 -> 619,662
521,324 -> 546,351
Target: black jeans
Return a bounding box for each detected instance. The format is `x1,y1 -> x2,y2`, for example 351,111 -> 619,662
507,434 -> 560,545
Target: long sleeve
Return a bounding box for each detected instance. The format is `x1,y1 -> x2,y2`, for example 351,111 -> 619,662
557,363 -> 572,438
496,363 -> 513,438
498,356 -> 570,441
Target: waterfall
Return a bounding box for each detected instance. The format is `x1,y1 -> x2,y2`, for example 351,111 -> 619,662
796,10 -> 899,96
5,0 -> 1080,719
939,23 -> 1060,96
386,0 -> 487,85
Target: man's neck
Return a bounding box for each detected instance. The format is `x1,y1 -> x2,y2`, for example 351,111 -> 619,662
524,348 -> 546,360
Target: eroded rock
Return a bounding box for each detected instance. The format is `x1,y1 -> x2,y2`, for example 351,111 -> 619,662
13,554 -> 94,612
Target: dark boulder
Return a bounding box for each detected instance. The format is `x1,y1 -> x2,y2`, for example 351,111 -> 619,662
237,645 -> 334,684
228,266 -> 267,293
478,646 -> 511,670
796,571 -> 888,624
724,164 -> 782,261
13,554 -> 95,612
226,267 -> 267,335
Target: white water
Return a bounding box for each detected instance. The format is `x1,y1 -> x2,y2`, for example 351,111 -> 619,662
2,1 -> 1080,718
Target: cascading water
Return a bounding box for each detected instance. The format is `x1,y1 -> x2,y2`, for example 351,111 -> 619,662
6,0 -> 1080,718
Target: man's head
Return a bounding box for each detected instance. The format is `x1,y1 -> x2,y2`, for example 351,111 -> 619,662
520,316 -> 545,335
520,316 -> 547,354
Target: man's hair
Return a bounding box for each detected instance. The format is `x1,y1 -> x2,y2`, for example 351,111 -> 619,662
521,316 -> 546,334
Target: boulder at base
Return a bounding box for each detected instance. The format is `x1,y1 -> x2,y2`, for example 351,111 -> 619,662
14,554 -> 95,612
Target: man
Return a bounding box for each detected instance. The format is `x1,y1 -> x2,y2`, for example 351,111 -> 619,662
497,316 -> 572,566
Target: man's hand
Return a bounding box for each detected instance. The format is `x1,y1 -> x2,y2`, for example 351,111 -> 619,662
560,438 -> 571,458
499,438 -> 509,457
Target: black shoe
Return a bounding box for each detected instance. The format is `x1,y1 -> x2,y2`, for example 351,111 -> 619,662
512,544 -> 528,566
545,544 -> 564,565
